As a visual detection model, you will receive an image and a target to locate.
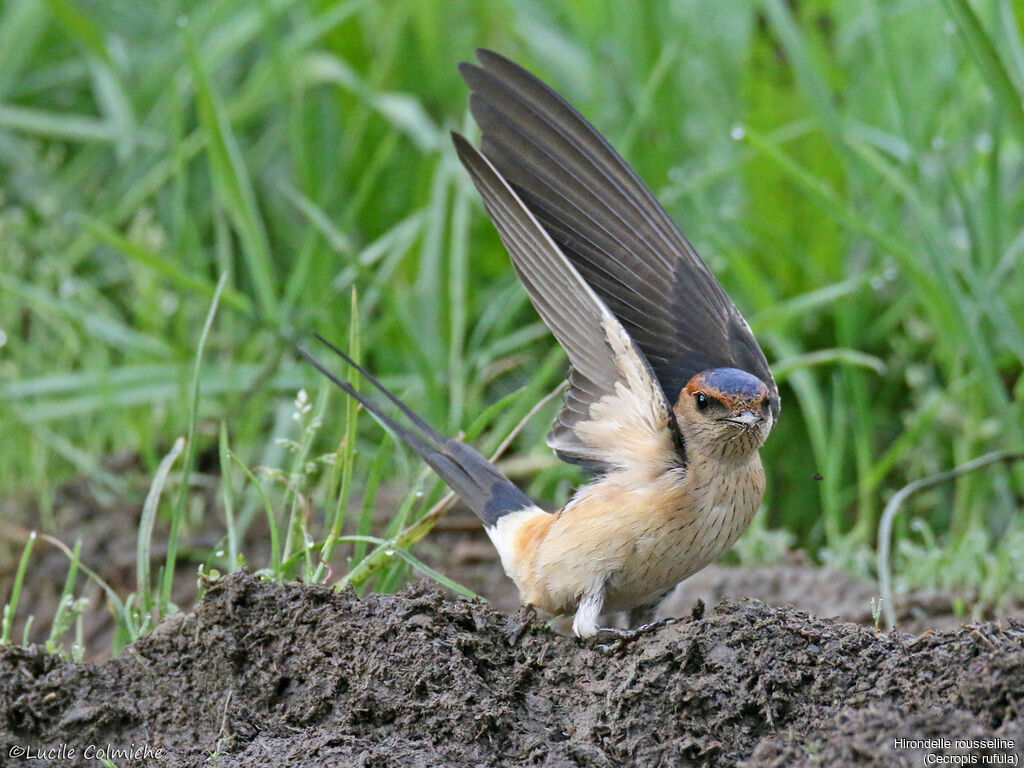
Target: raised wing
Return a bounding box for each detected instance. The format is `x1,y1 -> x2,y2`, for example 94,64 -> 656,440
460,49 -> 779,417
453,133 -> 683,475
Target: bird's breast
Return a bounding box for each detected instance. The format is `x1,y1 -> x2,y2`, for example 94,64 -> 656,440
525,455 -> 765,615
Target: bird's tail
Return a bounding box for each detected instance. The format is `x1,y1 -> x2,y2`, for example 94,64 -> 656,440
299,335 -> 535,527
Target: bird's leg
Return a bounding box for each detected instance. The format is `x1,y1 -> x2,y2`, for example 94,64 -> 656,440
571,583 -> 607,638
574,582 -> 676,646
593,619 -> 673,643
585,587 -> 676,644
589,619 -> 678,656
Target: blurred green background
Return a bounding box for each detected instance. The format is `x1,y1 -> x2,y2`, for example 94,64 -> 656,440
2,0 -> 1024,628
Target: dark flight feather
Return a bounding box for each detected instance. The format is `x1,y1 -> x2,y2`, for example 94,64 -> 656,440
452,133 -> 680,473
459,49 -> 779,418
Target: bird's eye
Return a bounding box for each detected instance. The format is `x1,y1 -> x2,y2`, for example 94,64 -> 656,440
695,392 -> 710,411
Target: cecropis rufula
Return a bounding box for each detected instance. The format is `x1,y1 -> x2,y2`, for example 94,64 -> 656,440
301,50 -> 779,638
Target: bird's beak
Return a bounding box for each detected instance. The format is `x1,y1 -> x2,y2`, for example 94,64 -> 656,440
722,411 -> 762,429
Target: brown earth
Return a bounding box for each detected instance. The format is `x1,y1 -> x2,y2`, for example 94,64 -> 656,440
4,472 -> 1024,766
3,468 -> 1014,663
2,571 -> 1023,768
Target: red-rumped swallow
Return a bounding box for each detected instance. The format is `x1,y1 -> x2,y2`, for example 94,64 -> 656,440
301,49 -> 779,639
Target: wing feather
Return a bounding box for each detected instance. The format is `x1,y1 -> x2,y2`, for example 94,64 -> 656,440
453,132 -> 682,474
461,49 -> 779,415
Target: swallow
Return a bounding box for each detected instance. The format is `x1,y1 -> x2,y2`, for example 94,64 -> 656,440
301,49 -> 779,639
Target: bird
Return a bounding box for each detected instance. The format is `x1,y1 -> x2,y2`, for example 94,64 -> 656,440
301,49 -> 779,639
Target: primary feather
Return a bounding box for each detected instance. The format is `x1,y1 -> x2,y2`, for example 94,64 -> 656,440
460,49 -> 779,419
453,134 -> 680,476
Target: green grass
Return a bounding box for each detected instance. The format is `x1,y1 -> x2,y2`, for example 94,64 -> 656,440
1,0 -> 1023,652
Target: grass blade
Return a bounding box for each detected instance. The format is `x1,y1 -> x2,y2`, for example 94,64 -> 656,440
942,0 -> 1024,150
137,436 -> 185,624
159,273 -> 227,613
1,530 -> 36,644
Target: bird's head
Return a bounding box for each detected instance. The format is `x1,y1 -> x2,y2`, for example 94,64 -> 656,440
674,368 -> 776,462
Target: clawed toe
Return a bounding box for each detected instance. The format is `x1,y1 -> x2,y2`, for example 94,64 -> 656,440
589,618 -> 675,650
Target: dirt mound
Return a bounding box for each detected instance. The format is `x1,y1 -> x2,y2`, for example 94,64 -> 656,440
654,562 -> 1002,634
2,572 -> 1022,767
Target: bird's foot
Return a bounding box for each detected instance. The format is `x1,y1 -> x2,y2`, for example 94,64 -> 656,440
591,618 -> 676,653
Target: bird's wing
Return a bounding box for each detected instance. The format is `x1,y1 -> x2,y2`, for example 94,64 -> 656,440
453,133 -> 683,475
460,49 -> 779,417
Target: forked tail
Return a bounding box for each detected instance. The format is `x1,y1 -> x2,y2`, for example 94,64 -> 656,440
299,335 -> 534,527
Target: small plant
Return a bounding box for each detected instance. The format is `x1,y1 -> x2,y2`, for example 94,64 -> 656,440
870,597 -> 882,632
46,539 -> 88,657
1,531 -> 35,646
